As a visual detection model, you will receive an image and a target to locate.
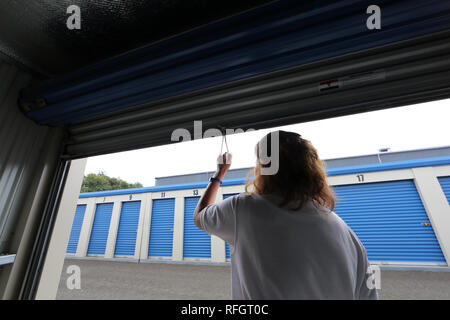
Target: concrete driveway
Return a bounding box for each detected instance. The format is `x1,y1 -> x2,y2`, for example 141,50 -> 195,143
57,259 -> 450,300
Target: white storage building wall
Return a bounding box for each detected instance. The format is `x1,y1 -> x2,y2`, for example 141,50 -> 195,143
66,157 -> 450,266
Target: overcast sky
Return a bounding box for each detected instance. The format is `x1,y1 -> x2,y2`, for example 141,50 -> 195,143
84,99 -> 450,187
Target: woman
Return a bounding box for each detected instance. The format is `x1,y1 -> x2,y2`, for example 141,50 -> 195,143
193,130 -> 378,300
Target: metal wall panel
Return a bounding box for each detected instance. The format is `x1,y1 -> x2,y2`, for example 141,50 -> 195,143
0,59 -> 64,299
87,203 -> 114,255
114,201 -> 141,256
333,180 -> 446,263
183,197 -> 211,258
223,193 -> 239,260
148,199 -> 175,257
0,61 -> 41,254
66,204 -> 86,254
438,177 -> 450,204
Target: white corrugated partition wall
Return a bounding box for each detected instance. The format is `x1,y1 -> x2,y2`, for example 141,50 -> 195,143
0,59 -> 65,299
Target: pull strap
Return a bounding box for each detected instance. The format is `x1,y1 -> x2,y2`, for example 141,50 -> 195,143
218,125 -> 229,154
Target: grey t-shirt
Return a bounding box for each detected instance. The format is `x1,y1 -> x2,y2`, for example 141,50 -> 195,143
200,192 -> 378,300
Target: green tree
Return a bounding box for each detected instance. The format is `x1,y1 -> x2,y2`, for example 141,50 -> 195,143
81,172 -> 143,193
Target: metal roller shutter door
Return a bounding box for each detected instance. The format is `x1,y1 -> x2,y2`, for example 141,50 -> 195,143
223,193 -> 239,260
184,197 -> 211,259
148,198 -> 175,257
438,176 -> 450,203
87,203 -> 114,255
18,1 -> 450,159
114,201 -> 141,256
333,180 -> 446,263
66,204 -> 86,254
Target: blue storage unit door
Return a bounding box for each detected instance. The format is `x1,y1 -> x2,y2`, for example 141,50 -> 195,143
333,180 -> 445,263
438,176 -> 450,203
66,204 -> 86,254
87,203 -> 114,255
148,198 -> 175,257
223,194 -> 239,260
184,197 -> 211,258
114,201 -> 141,256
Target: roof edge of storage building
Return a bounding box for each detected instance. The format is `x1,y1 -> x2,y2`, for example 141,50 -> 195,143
79,155 -> 450,198
154,146 -> 450,186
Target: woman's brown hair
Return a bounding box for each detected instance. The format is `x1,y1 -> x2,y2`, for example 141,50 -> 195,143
245,130 -> 335,211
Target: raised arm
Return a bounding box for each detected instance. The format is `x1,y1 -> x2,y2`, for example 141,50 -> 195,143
193,152 -> 232,229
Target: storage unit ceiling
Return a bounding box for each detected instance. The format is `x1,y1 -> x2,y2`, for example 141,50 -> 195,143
0,0 -> 274,76
18,0 -> 450,159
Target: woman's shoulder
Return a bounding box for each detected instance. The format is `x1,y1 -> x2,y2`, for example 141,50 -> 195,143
236,192 -> 269,202
225,192 -> 263,206
226,192 -> 254,199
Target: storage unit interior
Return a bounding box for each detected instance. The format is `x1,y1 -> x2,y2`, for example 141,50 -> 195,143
1,0 -> 450,299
